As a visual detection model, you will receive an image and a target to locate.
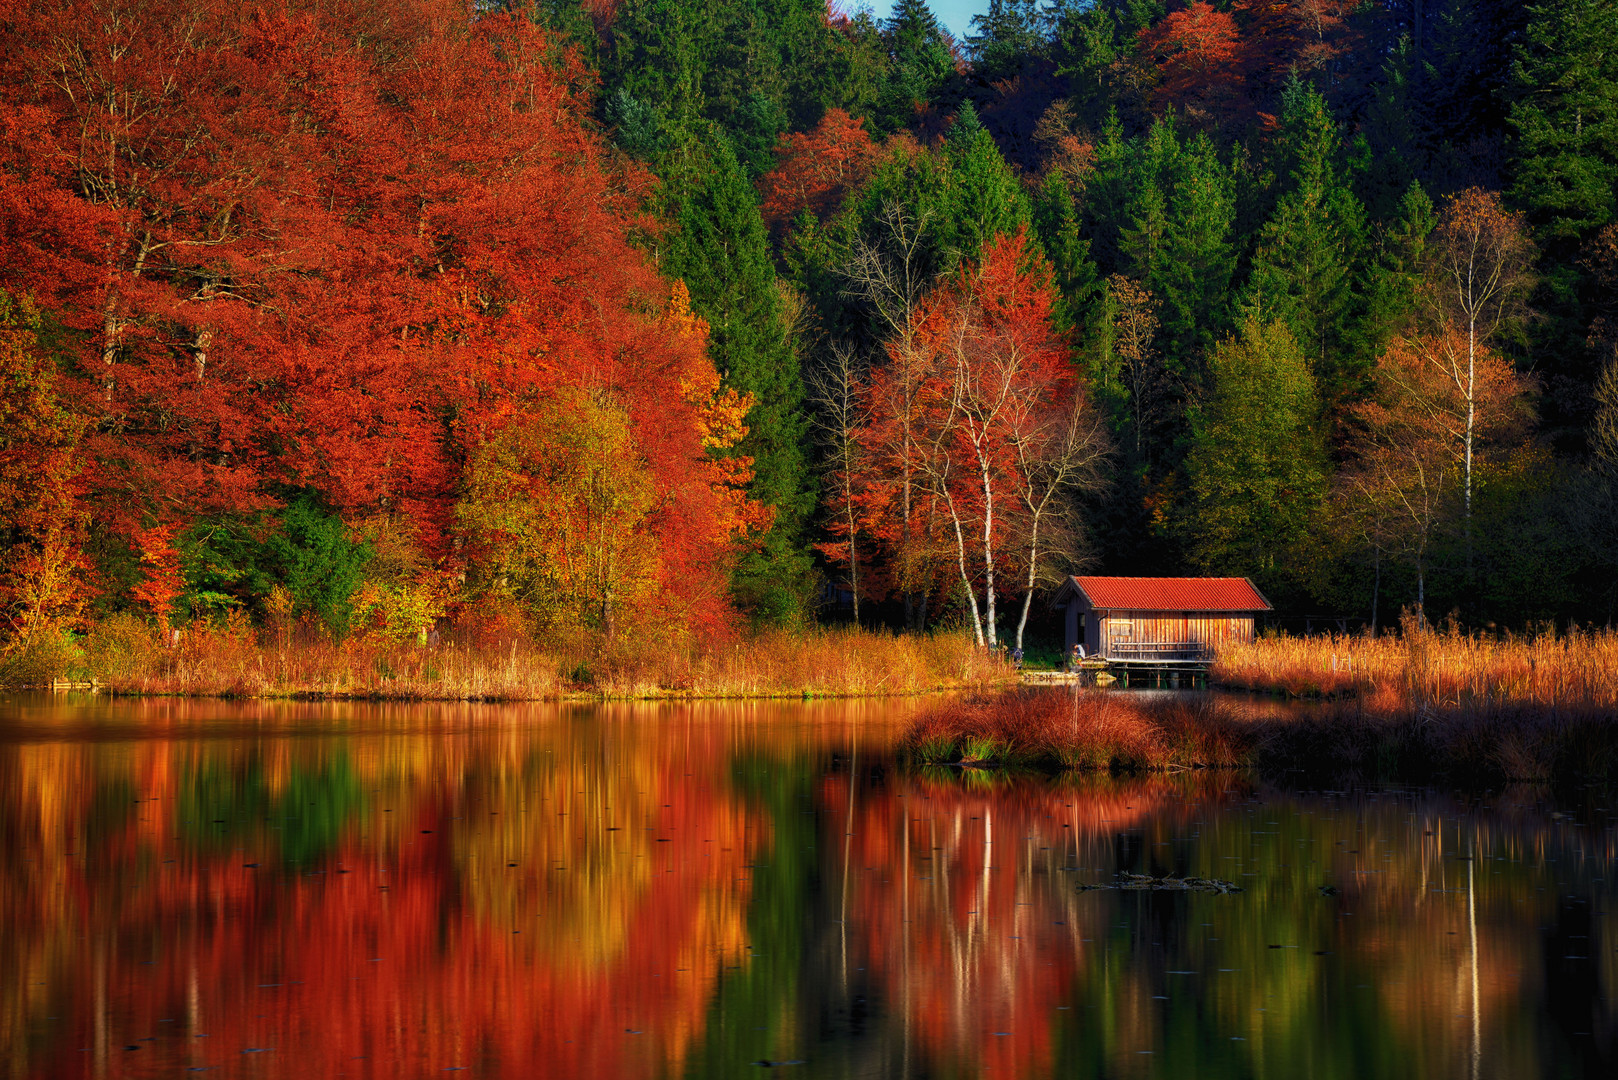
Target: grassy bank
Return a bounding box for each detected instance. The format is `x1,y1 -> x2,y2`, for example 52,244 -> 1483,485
0,615 -> 1009,701
1211,618 -> 1618,709
903,687 -> 1618,785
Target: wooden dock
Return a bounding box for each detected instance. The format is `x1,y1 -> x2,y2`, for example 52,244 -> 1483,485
1020,662 -> 1208,689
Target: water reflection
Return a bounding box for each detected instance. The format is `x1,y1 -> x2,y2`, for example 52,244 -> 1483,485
0,692 -> 1612,1078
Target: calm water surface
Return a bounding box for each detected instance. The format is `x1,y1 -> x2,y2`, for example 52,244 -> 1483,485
1,691 -> 1614,1078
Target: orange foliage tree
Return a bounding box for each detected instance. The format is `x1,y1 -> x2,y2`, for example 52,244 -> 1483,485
1343,330 -> 1533,618
0,0 -> 755,637
758,107 -> 879,236
1138,2 -> 1243,121
849,230 -> 1087,649
1421,188 -> 1536,537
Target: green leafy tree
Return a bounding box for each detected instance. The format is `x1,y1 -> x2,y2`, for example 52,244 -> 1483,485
1184,311 -> 1328,595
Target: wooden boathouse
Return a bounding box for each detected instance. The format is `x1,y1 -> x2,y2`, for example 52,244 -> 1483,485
1051,576 -> 1272,665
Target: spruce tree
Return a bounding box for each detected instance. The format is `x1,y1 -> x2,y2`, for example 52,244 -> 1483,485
1358,181 -> 1436,357
876,0 -> 956,133
1509,0 -> 1618,244
1154,133 -> 1237,383
967,0 -> 1048,82
943,102 -> 1030,260
1243,78 -> 1367,409
662,133 -> 815,620
1031,170 -> 1101,334
1118,117 -> 1177,285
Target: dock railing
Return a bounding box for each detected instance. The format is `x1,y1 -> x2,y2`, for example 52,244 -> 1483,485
1107,641 -> 1212,663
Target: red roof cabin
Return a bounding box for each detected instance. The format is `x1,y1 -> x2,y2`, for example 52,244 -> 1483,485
1051,576 -> 1272,664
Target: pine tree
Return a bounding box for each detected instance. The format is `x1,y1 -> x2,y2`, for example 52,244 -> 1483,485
1154,133 -> 1237,382
1243,78 -> 1367,409
1509,0 -> 1618,244
875,0 -> 957,133
661,133 -> 816,620
1030,170 -> 1101,334
603,0 -> 709,131
1119,118 -> 1178,285
966,0 -> 1048,82
1358,181 -> 1436,358
943,102 -> 1030,261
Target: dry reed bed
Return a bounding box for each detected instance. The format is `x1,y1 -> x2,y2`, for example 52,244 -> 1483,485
1211,619 -> 1618,709
904,688 -> 1618,785
8,616 -> 1006,701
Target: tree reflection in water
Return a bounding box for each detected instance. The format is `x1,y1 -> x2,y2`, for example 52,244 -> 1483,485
0,693 -> 1612,1078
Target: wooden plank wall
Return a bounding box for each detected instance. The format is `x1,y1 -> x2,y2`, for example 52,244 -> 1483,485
1099,611 -> 1256,658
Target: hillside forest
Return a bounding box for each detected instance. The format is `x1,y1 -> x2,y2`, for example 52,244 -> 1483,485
4,0 -> 1618,658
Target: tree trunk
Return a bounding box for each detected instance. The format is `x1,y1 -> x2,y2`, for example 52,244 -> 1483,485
1015,518 -> 1039,652
978,452 -> 998,650
1464,313 -> 1476,582
945,495 -> 985,647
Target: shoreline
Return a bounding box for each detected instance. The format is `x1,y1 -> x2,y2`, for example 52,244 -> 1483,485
0,622 -> 1015,704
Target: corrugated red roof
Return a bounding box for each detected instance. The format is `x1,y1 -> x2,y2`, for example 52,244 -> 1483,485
1065,576 -> 1271,612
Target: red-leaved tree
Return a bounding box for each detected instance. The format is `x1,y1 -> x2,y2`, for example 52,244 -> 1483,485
0,0 -> 755,637
849,230 -> 1099,649
758,107 -> 879,237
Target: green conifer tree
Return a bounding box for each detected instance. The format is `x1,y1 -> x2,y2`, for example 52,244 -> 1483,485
1243,78 -> 1368,408
1357,181 -> 1436,356
875,0 -> 956,133
943,102 -> 1030,260
1031,170 -> 1101,334
662,133 -> 816,620
1510,0 -> 1618,244
1154,132 -> 1237,383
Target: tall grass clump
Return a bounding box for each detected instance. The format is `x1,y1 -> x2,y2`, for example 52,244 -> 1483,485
1212,614 -> 1618,711
903,689 -> 1254,772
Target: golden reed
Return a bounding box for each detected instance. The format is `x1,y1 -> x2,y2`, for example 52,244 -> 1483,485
12,614 -> 1010,701
1211,613 -> 1618,711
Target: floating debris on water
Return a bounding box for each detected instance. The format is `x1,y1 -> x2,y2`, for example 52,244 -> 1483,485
1079,873 -> 1243,894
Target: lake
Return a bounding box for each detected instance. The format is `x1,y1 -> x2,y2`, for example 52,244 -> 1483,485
0,691 -> 1612,1078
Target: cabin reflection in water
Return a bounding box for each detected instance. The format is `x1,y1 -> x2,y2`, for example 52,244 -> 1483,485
1051,576 -> 1272,664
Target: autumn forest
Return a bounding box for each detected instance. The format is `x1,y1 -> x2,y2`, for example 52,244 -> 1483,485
3,0 -> 1618,674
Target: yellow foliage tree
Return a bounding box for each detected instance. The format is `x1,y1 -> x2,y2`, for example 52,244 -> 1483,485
457,388 -> 660,638
0,291 -> 89,648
